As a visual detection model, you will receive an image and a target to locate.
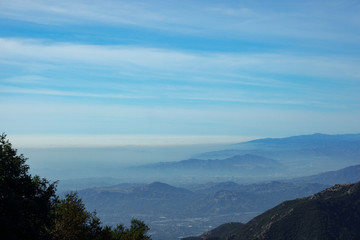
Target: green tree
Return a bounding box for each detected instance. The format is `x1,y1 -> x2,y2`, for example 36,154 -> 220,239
52,193 -> 152,240
51,192 -> 103,240
0,133 -> 58,240
112,219 -> 151,240
1,133 -> 152,240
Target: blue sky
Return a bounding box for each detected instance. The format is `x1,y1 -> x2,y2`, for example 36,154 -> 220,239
1,0 -> 360,146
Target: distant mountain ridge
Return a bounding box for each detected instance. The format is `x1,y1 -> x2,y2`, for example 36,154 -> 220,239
291,164 -> 360,185
184,181 -> 360,240
136,154 -> 280,170
193,133 -> 360,178
126,134 -> 360,183
128,154 -> 283,182
197,133 -> 360,157
229,133 -> 360,153
133,181 -> 193,198
244,133 -> 360,146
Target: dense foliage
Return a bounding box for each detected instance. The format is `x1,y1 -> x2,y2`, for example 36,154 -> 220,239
0,133 -> 58,240
51,192 -> 103,240
0,133 -> 151,240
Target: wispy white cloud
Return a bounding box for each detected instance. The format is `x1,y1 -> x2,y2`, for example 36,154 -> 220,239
1,38 -> 359,82
0,86 -> 150,99
1,0 -> 359,139
0,85 -> 321,107
1,0 -> 359,42
176,96 -> 318,106
1,37 -> 359,113
2,75 -> 49,84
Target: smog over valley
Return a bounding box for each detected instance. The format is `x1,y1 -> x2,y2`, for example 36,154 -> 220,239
1,1 -> 360,240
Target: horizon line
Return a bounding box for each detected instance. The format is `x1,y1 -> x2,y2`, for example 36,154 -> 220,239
8,134 -> 260,148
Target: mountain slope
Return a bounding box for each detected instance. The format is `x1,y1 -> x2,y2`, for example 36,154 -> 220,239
291,164 -> 360,185
186,181 -> 360,240
201,222 -> 245,240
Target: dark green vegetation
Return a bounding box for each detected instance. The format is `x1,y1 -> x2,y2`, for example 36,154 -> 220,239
184,181 -> 360,240
0,134 -> 151,240
0,134 -> 57,240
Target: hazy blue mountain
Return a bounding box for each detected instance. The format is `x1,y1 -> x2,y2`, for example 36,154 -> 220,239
185,181 -> 360,240
194,133 -> 360,177
76,161 -> 360,239
131,182 -> 193,198
26,133 -> 360,184
78,181 -> 328,240
126,133 -> 360,182
135,154 -> 281,171
241,133 -> 360,149
57,163 -> 360,194
127,154 -> 284,183
290,164 -> 360,185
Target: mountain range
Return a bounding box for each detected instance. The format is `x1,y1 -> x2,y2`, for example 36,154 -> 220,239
54,133 -> 360,191
79,181 -> 327,240
128,154 -> 283,183
57,133 -> 360,239
198,133 -> 360,157
195,133 -> 360,176
78,163 -> 360,240
122,133 -> 360,184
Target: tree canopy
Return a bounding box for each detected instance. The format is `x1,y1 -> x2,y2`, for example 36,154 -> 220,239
0,133 -> 151,240
0,133 -> 58,240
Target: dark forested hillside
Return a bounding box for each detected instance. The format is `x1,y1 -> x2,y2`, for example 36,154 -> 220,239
185,181 -> 360,240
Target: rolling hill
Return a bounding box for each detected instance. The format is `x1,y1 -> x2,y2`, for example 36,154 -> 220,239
78,181 -> 327,240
